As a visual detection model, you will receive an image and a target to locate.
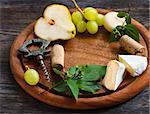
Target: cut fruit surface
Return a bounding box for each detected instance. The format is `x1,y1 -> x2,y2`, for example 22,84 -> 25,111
34,4 -> 76,41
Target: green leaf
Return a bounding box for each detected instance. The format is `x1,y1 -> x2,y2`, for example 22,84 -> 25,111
53,81 -> 68,92
53,64 -> 106,99
79,84 -> 100,93
67,78 -> 79,100
124,24 -> 140,42
68,66 -> 76,75
81,65 -> 106,81
109,27 -> 124,42
110,31 -> 119,42
53,68 -> 61,75
125,15 -> 131,24
78,80 -> 101,93
117,12 -> 128,18
117,12 -> 131,24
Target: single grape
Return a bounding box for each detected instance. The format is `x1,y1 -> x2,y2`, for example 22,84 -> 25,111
72,11 -> 83,25
24,68 -> 40,85
95,14 -> 104,26
76,21 -> 87,33
86,21 -> 98,34
83,7 -> 98,21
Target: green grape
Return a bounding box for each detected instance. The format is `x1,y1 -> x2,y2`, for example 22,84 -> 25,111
72,11 -> 83,25
83,7 -> 98,21
95,14 -> 104,26
86,21 -> 98,34
76,21 -> 87,33
24,68 -> 40,85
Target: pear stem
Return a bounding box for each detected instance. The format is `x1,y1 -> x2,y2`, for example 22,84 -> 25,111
71,0 -> 83,14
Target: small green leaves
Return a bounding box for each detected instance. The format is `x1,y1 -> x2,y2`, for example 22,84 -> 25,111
124,24 -> 140,42
117,12 -> 131,24
67,79 -> 79,100
53,64 -> 106,100
110,12 -> 140,42
78,81 -> 101,93
110,27 -> 121,42
81,65 -> 106,81
53,82 -> 68,93
125,15 -> 131,24
117,12 -> 128,18
68,66 -> 76,75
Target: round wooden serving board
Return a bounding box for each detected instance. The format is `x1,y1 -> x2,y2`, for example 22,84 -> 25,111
10,9 -> 150,109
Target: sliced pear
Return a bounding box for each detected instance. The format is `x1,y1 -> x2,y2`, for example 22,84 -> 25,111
44,4 -> 72,21
34,4 -> 76,41
119,55 -> 147,77
103,12 -> 126,32
102,60 -> 125,91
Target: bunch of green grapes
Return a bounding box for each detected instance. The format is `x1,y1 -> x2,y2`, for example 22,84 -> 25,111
72,5 -> 105,34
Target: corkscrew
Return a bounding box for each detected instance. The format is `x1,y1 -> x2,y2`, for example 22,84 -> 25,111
18,39 -> 51,82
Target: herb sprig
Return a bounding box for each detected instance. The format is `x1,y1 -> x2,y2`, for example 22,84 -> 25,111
53,65 -> 106,100
110,12 -> 140,42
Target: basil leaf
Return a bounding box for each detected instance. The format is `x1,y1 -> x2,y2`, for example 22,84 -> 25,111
109,27 -> 124,42
53,81 -> 68,92
110,31 -> 118,42
124,24 -> 140,42
117,12 -> 127,18
125,15 -> 131,24
68,66 -> 76,75
117,12 -> 131,24
81,65 -> 106,81
78,81 -> 101,93
67,78 -> 79,100
77,80 -> 95,85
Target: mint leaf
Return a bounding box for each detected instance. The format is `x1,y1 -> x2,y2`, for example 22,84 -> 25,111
109,26 -> 124,42
53,81 -> 68,92
124,24 -> 140,42
53,64 -> 106,100
109,29 -> 119,42
81,65 -> 106,81
125,15 -> 131,24
78,81 -> 100,93
117,12 -> 127,18
117,12 -> 131,24
67,78 -> 79,100
68,66 -> 76,75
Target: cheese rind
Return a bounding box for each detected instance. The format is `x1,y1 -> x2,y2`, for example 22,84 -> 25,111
118,55 -> 148,77
102,60 -> 125,91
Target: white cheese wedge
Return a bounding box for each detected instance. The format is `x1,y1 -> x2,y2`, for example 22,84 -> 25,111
118,55 -> 148,77
102,60 -> 125,91
103,12 -> 126,32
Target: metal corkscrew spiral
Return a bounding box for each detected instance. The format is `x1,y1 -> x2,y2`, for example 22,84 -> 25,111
18,39 -> 51,82
36,55 -> 50,82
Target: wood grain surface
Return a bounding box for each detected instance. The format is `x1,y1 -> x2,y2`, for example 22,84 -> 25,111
0,0 -> 149,113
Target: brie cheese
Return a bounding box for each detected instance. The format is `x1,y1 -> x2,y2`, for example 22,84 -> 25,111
118,55 -> 148,77
102,60 -> 125,91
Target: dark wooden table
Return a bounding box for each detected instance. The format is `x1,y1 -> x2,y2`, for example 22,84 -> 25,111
0,0 -> 149,114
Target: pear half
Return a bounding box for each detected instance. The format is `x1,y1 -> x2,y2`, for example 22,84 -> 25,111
34,4 -> 76,41
119,55 -> 148,77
